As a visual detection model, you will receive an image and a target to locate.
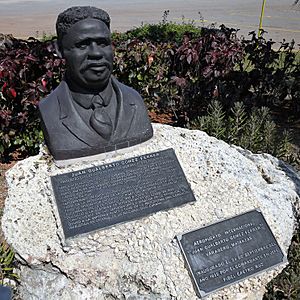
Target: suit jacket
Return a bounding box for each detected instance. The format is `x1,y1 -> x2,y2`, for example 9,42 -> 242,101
39,77 -> 153,160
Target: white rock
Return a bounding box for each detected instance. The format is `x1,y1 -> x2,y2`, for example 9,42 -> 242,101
2,124 -> 300,299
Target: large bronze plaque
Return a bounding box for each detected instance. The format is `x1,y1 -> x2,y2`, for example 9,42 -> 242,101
51,148 -> 196,238
177,209 -> 286,298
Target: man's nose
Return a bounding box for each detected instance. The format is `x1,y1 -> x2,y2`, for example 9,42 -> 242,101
88,42 -> 103,58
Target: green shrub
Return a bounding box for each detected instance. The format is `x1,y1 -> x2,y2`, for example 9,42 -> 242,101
112,10 -> 202,43
191,101 -> 293,158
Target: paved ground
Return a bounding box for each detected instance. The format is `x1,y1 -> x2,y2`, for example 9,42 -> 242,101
0,0 -> 299,44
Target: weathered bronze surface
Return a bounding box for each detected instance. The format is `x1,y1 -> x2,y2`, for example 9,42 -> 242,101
39,6 -> 153,160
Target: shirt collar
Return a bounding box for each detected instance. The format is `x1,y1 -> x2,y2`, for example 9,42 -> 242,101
69,79 -> 113,109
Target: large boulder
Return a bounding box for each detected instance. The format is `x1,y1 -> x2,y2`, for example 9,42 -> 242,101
2,124 -> 300,300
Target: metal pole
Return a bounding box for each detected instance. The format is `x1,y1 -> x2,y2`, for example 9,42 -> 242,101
258,0 -> 267,37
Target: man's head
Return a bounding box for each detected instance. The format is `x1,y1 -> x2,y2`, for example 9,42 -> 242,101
56,6 -> 110,47
56,7 -> 113,92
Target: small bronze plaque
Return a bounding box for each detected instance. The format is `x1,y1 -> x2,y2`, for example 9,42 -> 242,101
177,209 -> 286,298
51,148 -> 196,238
0,286 -> 11,300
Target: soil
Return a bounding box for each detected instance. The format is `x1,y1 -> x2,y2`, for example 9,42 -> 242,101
148,111 -> 174,125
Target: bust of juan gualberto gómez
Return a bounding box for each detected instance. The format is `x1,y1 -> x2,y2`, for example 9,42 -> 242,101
39,6 -> 153,161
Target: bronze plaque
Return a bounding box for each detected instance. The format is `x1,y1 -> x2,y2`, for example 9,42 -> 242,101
177,209 -> 286,298
51,148 -> 196,238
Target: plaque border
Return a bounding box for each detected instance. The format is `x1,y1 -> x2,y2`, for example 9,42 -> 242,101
176,208 -> 288,298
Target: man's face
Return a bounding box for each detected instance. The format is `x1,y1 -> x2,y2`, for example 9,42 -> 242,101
60,18 -> 113,92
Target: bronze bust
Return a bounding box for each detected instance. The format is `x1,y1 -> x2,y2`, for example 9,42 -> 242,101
39,6 -> 153,161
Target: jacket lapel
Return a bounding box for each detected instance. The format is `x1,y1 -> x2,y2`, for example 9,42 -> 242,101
112,77 -> 137,139
57,81 -> 102,147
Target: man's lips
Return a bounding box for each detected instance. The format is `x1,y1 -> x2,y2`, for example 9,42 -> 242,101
84,63 -> 109,72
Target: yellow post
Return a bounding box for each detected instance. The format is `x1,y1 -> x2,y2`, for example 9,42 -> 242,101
258,0 -> 267,37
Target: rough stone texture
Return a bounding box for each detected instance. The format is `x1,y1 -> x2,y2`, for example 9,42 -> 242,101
2,123 -> 300,300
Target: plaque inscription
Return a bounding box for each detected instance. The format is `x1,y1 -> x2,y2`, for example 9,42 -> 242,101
51,148 -> 196,238
177,210 -> 286,298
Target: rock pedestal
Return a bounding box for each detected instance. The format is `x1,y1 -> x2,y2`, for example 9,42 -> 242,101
2,124 -> 300,300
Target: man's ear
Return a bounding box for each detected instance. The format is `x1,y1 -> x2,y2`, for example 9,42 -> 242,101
54,40 -> 63,58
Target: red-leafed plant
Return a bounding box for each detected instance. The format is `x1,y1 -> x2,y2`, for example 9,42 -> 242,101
0,36 -> 65,160
0,24 -> 299,161
113,25 -> 243,126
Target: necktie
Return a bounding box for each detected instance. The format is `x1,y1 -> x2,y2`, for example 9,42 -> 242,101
90,94 -> 113,140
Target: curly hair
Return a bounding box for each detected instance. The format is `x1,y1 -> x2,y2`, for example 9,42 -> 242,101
56,6 -> 110,44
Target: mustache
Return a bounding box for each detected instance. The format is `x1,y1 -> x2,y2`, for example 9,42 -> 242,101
81,61 -> 111,71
